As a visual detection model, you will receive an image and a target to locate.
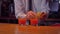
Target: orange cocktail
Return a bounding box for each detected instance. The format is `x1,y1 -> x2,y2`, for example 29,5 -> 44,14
30,18 -> 38,25
29,14 -> 38,26
18,18 -> 26,25
18,15 -> 27,25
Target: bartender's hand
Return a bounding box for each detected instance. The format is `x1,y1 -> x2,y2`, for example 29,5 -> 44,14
40,12 -> 47,19
26,11 -> 36,19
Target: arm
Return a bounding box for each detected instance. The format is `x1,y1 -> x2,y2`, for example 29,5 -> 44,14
14,0 -> 26,18
41,0 -> 50,13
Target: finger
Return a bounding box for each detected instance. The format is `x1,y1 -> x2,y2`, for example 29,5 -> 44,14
27,12 -> 36,16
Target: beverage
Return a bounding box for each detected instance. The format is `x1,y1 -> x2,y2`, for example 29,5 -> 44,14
36,12 -> 46,20
18,14 -> 27,26
30,18 -> 38,26
36,12 -> 41,19
18,18 -> 26,25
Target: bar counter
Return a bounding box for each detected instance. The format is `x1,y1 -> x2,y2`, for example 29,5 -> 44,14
0,23 -> 60,34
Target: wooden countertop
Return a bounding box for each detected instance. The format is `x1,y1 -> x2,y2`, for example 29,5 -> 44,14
0,23 -> 60,34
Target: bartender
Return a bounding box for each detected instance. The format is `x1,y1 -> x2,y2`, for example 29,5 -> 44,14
14,0 -> 50,19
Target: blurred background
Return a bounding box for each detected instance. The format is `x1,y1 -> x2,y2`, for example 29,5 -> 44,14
0,0 -> 60,25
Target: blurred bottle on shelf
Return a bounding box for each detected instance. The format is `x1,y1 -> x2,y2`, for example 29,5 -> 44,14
9,3 -> 14,17
1,1 -> 9,17
8,0 -> 15,18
